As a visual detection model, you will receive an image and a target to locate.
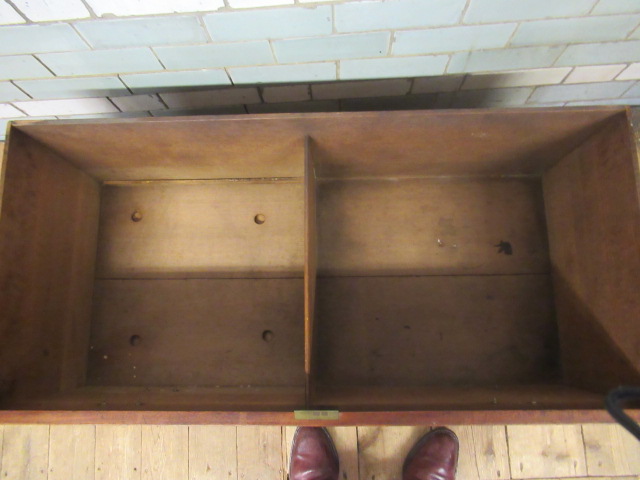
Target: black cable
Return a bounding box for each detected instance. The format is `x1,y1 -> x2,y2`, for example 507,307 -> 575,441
605,386 -> 640,441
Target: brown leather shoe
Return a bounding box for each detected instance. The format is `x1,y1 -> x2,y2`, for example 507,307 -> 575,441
402,428 -> 459,480
290,427 -> 339,480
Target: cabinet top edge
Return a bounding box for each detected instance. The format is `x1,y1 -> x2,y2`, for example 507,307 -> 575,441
8,105 -> 628,130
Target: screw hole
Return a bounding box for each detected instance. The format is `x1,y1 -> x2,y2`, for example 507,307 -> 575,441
129,335 -> 142,346
262,330 -> 274,342
131,211 -> 143,222
254,214 -> 266,225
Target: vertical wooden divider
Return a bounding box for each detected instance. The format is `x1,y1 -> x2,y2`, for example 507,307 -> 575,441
304,136 -> 318,407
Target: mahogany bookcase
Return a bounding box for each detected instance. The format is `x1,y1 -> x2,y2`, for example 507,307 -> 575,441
1,108 -> 639,425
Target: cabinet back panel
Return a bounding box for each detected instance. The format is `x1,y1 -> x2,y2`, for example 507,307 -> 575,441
316,275 -> 557,387
88,278 -> 304,387
15,108 -> 620,180
317,177 -> 549,276
96,181 -> 304,279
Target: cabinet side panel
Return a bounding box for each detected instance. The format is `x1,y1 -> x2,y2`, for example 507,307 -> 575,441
543,111 -> 640,391
0,128 -> 100,401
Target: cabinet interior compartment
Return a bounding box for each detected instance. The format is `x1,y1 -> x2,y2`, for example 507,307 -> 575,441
1,108 -> 639,415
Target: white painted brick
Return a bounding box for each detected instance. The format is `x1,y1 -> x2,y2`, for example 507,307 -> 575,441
229,63 -> 336,84
624,81 -> 640,97
557,41 -> 640,66
262,85 -> 310,103
340,56 -> 448,80
155,42 -> 273,70
160,88 -> 261,109
592,0 -> 640,14
0,82 -> 29,102
411,75 -> 464,94
228,0 -> 294,7
335,0 -> 466,32
110,94 -> 165,112
617,63 -> 640,80
393,24 -> 516,55
0,24 -> 88,55
510,15 -> 640,46
13,0 -> 89,21
0,2 -> 25,24
0,55 -> 52,81
85,0 -> 225,17
0,104 -> 25,118
75,16 -> 207,49
121,70 -> 231,93
462,68 -> 571,89
564,65 -> 626,83
312,79 -> 411,100
448,46 -> 565,74
16,76 -> 126,99
38,48 -> 162,76
13,98 -> 119,116
529,81 -> 635,103
273,32 -> 390,63
464,0 -> 597,23
204,6 -> 331,42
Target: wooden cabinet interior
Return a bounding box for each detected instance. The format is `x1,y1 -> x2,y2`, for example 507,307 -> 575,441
0,108 -> 639,424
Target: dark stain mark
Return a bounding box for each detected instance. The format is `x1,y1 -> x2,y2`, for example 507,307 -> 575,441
485,441 -> 495,456
403,325 -> 411,330
495,240 -> 513,255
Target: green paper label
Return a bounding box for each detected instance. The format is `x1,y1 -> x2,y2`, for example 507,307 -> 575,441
294,410 -> 340,420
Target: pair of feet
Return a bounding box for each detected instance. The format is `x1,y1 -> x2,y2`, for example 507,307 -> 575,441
290,427 -> 459,480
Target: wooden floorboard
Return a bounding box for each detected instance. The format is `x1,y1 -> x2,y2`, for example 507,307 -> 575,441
237,426 -> 284,480
189,425 -> 237,480
0,424 -> 638,480
95,425 -> 141,480
141,425 -> 189,480
49,425 -> 95,480
507,425 -> 587,479
582,424 -> 640,476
